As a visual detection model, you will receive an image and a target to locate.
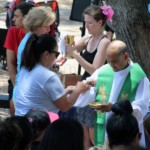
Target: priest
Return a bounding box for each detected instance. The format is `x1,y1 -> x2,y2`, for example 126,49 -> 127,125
75,40 -> 150,147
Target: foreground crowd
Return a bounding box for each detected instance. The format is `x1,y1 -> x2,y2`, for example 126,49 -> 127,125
1,0 -> 150,150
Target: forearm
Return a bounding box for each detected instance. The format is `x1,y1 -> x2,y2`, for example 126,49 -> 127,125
6,50 -> 17,86
55,90 -> 82,112
73,51 -> 95,74
7,63 -> 17,86
66,90 -> 81,109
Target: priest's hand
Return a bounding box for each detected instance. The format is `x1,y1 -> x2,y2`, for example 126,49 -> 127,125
96,102 -> 112,112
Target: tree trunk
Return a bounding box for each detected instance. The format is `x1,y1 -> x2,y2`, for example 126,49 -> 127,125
107,0 -> 150,78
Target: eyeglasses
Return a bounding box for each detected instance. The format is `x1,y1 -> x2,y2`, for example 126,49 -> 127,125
51,51 -> 60,58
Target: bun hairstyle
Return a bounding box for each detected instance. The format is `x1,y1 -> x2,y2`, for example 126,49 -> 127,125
106,100 -> 139,148
21,34 -> 57,71
111,99 -> 133,116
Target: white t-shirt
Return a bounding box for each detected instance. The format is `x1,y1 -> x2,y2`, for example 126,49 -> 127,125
15,64 -> 65,116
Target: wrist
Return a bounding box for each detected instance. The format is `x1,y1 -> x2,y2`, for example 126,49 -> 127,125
73,50 -> 79,58
74,87 -> 82,95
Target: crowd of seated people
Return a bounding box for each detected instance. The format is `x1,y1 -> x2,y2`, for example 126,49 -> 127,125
1,100 -> 149,150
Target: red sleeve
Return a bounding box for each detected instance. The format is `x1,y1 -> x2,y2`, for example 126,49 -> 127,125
4,26 -> 24,56
4,27 -> 18,53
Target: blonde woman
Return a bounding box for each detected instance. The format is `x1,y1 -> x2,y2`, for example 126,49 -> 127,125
12,6 -> 55,109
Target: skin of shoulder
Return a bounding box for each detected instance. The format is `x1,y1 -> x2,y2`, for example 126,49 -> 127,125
75,35 -> 91,52
92,37 -> 110,71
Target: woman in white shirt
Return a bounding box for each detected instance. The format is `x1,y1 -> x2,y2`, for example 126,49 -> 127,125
15,34 -> 87,116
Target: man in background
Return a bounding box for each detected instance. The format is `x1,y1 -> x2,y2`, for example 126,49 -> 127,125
4,2 -> 35,115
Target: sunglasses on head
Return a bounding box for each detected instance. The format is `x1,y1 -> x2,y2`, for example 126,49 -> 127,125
51,51 -> 60,58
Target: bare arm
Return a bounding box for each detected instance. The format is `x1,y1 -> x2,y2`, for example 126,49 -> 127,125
74,35 -> 91,52
53,81 -> 90,112
70,38 -> 110,75
7,50 -> 17,86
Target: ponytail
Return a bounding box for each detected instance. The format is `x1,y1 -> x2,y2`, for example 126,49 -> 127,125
21,34 -> 38,71
21,34 -> 58,71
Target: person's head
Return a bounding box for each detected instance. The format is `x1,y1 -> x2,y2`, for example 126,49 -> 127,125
21,34 -> 59,71
23,6 -> 55,35
25,109 -> 51,141
0,116 -> 33,150
38,118 -> 84,150
83,5 -> 114,35
106,100 -> 140,149
106,40 -> 129,72
12,2 -> 35,28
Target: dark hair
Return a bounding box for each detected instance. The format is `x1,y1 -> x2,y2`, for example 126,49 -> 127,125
106,100 -> 139,148
83,5 -> 107,26
0,116 -> 33,150
126,146 -> 148,150
21,34 -> 57,71
13,2 -> 35,16
25,108 -> 51,140
38,118 -> 84,150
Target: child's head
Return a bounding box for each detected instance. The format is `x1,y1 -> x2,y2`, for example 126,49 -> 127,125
25,108 -> 51,140
106,100 -> 140,148
0,116 -> 33,150
38,118 -> 84,150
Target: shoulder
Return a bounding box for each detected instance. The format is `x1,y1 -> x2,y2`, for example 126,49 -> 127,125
96,37 -> 110,53
91,64 -> 109,78
8,26 -> 19,33
99,36 -> 110,45
76,35 -> 91,45
4,27 -> 18,49
5,26 -> 17,39
6,26 -> 23,39
35,65 -> 56,77
20,33 -> 31,44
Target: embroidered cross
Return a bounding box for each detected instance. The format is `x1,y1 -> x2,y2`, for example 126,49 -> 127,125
98,84 -> 108,102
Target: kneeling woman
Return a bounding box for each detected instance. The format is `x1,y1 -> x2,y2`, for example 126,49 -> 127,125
15,34 -> 86,116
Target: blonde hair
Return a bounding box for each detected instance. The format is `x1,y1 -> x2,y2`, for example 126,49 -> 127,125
23,6 -> 55,32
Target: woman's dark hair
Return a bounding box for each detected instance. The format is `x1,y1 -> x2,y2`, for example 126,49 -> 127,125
83,5 -> 107,26
106,100 -> 139,148
21,34 -> 57,71
38,118 -> 84,150
25,108 -> 51,140
0,116 -> 33,150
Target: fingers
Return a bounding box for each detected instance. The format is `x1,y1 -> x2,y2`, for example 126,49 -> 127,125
86,78 -> 96,86
55,57 -> 67,66
75,81 -> 90,93
86,81 -> 96,86
95,103 -> 112,112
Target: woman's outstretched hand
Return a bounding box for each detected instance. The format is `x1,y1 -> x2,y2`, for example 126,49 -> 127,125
75,81 -> 92,94
55,56 -> 67,66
